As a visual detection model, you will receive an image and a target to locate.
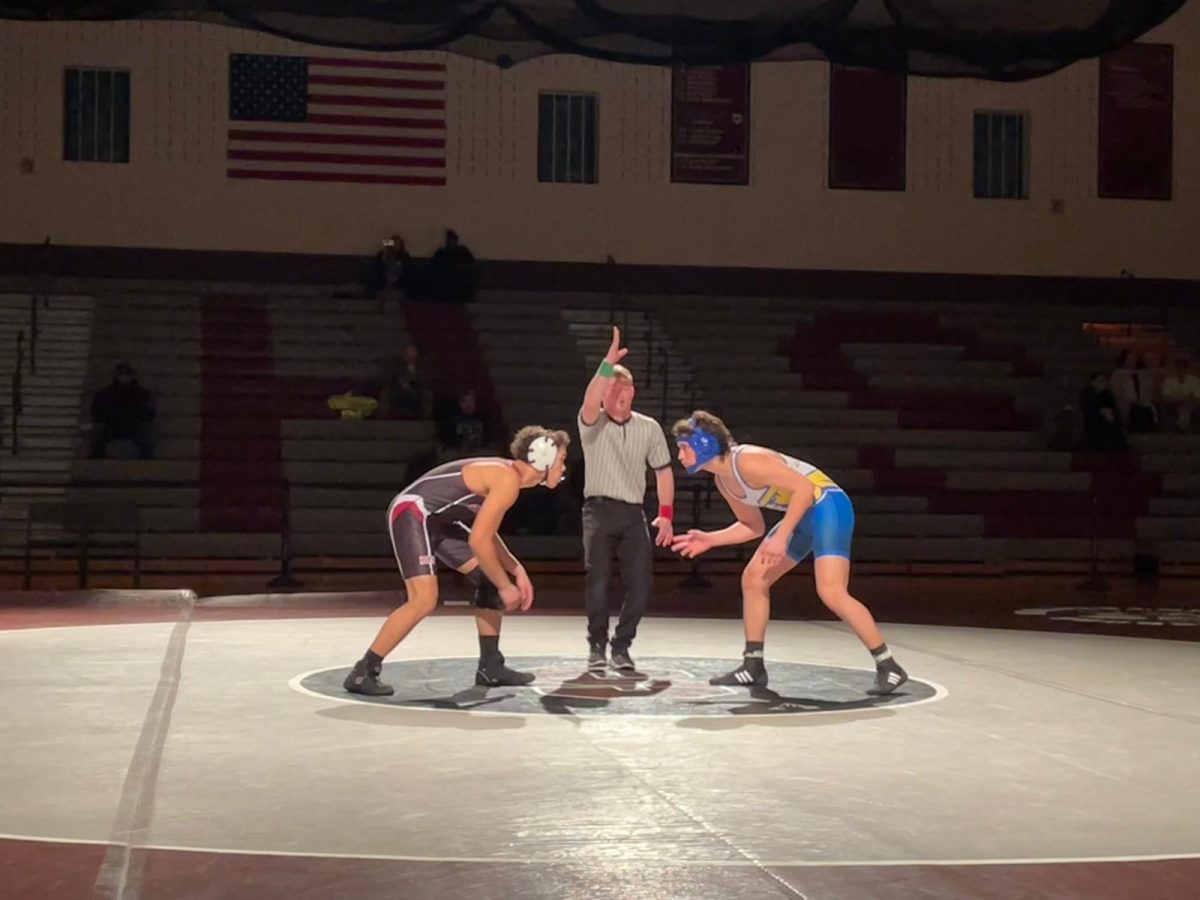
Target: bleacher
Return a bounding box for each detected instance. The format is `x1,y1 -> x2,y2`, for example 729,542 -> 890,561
0,291 -> 95,556
63,287 -> 434,564
668,294 -> 1200,565
5,277 -> 1197,585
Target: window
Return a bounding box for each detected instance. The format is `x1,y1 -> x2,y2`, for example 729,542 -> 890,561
537,93 -> 597,184
64,68 -> 130,163
973,112 -> 1027,199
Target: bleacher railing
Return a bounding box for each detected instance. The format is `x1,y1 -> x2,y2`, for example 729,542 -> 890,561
268,478 -> 301,590
4,478 -> 1149,589
9,329 -> 23,456
267,477 -> 723,591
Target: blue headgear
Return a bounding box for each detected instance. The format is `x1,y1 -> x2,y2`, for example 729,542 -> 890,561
679,419 -> 722,474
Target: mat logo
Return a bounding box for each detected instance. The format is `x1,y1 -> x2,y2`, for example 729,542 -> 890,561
1015,606 -> 1200,627
531,667 -> 730,703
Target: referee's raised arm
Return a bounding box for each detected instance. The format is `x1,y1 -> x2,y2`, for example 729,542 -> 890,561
580,327 -> 627,426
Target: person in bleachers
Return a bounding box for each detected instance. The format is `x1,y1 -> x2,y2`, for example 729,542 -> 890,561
89,362 -> 156,459
428,229 -> 476,304
448,388 -> 485,452
1110,349 -> 1159,433
1160,357 -> 1200,432
1078,372 -> 1125,452
383,342 -> 430,419
370,233 -> 411,300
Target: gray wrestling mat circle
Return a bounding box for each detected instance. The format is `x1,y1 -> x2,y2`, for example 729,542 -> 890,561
293,655 -> 945,717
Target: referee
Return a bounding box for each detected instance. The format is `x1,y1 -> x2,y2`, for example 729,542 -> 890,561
578,326 -> 675,672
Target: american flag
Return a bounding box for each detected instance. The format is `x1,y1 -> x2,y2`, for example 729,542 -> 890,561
227,53 -> 446,186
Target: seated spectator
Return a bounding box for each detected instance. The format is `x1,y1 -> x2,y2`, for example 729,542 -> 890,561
90,362 -> 156,459
1160,358 -> 1200,432
1045,375 -> 1079,451
383,343 -> 430,419
1079,371 -> 1125,452
427,229 -> 476,304
1110,349 -> 1158,433
370,234 -> 411,300
448,388 -> 485,452
1078,372 -> 1125,452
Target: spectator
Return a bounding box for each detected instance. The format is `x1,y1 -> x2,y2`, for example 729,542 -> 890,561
1110,349 -> 1158,433
1078,371 -> 1125,452
428,229 -> 476,304
1160,358 -> 1200,432
384,343 -> 430,419
370,234 -> 411,299
1045,374 -> 1079,451
449,388 -> 485,452
90,362 -> 156,459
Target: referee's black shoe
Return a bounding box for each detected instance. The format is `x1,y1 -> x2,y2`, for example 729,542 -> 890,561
610,647 -> 636,673
588,644 -> 607,672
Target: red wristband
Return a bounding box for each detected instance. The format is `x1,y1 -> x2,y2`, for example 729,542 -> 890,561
658,505 -> 674,522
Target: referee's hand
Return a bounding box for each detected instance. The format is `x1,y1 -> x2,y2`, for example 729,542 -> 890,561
606,326 -> 630,365
651,515 -> 674,547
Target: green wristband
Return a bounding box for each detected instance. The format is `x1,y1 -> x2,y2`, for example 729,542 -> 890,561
598,360 -> 615,378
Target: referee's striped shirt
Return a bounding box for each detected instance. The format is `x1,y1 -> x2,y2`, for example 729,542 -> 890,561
578,410 -> 672,505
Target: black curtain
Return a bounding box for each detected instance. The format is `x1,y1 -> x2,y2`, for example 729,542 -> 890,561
1,1 -> 1190,81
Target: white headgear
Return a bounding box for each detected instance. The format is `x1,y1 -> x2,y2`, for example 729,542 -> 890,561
526,435 -> 559,472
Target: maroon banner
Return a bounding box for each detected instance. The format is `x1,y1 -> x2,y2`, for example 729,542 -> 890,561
828,65 -> 907,191
1099,44 -> 1173,201
671,65 -> 750,185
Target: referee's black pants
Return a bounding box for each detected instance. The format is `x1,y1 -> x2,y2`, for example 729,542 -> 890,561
582,497 -> 653,650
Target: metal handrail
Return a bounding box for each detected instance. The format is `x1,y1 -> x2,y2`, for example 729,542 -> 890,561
268,478 -> 301,589
10,330 -> 24,455
30,236 -> 52,376
678,480 -> 714,588
644,324 -> 654,389
658,346 -> 669,424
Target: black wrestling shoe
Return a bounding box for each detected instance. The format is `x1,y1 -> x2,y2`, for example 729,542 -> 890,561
709,661 -> 768,687
867,659 -> 909,695
588,645 -> 607,672
475,659 -> 536,687
343,660 -> 394,696
609,647 -> 636,673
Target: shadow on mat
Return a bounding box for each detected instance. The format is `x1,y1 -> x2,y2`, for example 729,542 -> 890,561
675,685 -> 902,730
315,686 -> 527,730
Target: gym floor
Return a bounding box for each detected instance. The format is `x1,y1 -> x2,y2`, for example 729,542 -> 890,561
2,580 -> 1198,899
